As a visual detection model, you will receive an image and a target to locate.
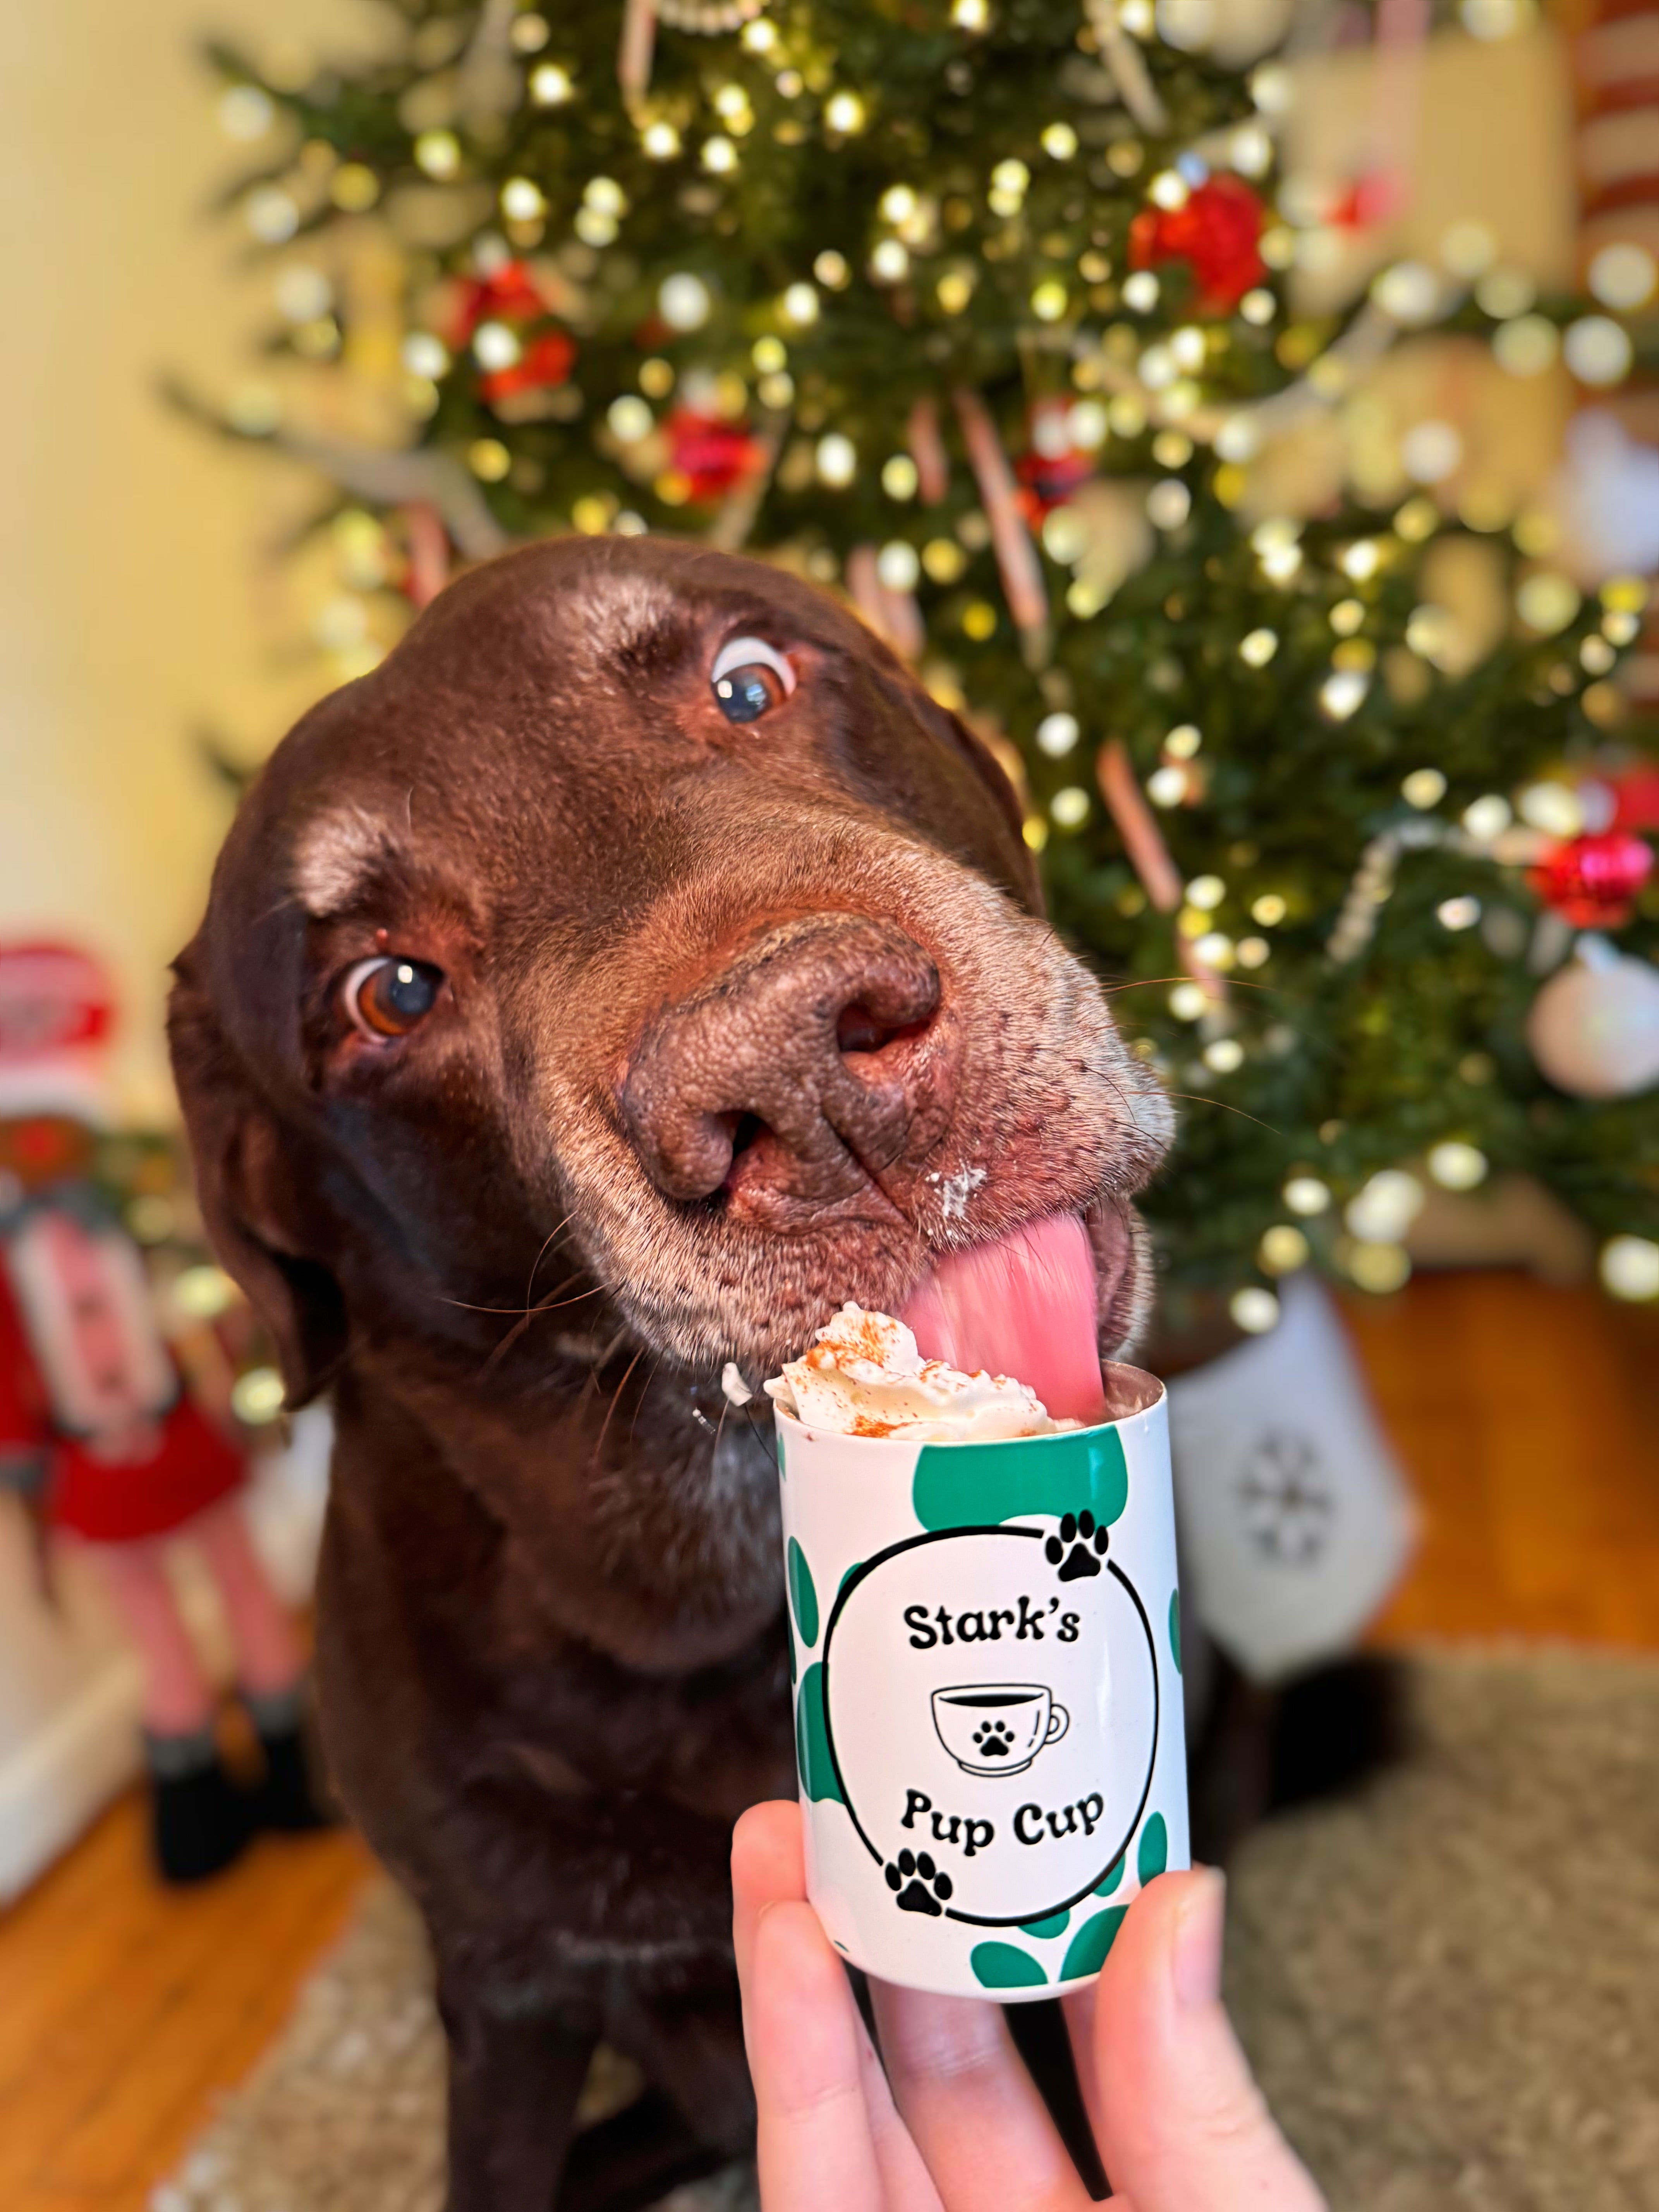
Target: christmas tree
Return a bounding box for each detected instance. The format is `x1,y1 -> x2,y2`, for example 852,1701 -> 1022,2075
195,0 -> 1659,1331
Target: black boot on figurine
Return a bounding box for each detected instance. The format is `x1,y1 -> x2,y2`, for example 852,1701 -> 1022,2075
245,1684 -> 338,1834
146,1726 -> 253,1885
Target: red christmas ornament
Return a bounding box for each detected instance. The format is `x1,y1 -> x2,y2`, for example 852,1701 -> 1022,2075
1128,174 -> 1267,315
1016,400 -> 1094,522
1529,829 -> 1654,928
450,261 -> 576,404
666,408 -> 764,505
1610,765 -> 1659,835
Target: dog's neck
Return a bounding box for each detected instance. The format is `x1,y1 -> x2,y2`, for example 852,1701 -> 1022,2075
335,1332 -> 785,1675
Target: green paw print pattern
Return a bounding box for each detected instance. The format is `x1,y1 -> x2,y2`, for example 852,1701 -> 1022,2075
1060,1906 -> 1128,1981
1168,1588 -> 1182,1674
912,1423 -> 1129,1534
970,1942 -> 1048,1990
787,1538 -> 819,1647
1137,1812 -> 1169,1886
794,1664 -> 843,1805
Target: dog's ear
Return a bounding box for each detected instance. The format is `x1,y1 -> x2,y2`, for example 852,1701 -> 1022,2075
888,671 -> 1043,909
167,949 -> 347,1408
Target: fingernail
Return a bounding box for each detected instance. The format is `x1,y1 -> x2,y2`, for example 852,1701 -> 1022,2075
1171,1867 -> 1226,2010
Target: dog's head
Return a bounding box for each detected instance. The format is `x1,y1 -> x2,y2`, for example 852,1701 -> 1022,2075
171,538 -> 1171,1417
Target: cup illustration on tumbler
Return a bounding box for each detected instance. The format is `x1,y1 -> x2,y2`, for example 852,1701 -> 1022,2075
931,1683 -> 1069,1776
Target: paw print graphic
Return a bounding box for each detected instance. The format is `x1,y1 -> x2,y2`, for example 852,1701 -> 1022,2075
884,1850 -> 955,1916
1046,1510 -> 1109,1582
1237,1432 -> 1333,1565
972,1718 -> 1015,1757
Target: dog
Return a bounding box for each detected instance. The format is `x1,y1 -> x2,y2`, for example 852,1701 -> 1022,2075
169,534 -> 1183,2209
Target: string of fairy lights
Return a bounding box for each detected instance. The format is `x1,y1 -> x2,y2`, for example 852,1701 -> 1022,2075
204,0 -> 1659,1328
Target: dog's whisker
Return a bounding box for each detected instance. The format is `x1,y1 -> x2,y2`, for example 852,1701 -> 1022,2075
479,1282 -> 608,1374
591,1343 -> 647,1468
1161,1091 -> 1283,1134
524,1213 -> 578,1306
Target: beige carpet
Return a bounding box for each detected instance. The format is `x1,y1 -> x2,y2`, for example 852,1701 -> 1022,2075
160,1649 -> 1659,2211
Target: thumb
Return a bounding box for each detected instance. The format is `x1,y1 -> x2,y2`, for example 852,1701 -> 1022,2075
1090,1869 -> 1326,2212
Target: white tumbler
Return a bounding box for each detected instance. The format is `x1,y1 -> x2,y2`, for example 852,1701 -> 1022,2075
776,1367 -> 1188,2001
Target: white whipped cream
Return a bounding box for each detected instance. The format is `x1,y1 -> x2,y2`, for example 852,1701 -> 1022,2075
765,1303 -> 1072,1441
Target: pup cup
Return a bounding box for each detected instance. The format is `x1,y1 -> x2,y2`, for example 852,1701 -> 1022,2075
775,1357 -> 1188,2002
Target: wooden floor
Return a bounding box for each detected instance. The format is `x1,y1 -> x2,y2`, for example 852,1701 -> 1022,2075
1,1272 -> 1655,2212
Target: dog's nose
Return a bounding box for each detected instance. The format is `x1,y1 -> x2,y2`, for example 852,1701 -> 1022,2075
623,915 -> 945,1208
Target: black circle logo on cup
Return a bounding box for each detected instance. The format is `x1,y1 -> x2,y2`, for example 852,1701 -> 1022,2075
821,1525 -> 1160,1929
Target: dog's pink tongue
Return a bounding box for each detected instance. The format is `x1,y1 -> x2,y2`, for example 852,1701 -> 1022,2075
899,1212 -> 1106,1426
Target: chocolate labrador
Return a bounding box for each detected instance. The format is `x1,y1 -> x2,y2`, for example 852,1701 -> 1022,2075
169,536 -> 1178,2210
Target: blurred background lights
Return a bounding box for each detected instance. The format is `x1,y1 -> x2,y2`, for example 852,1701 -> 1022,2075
171,1264 -> 238,1321
1437,895 -> 1482,931
1186,874 -> 1224,910
659,272 -> 712,330
1239,627 -> 1279,667
1251,893 -> 1286,926
1400,419 -> 1463,484
1440,220 -> 1497,276
606,395 -> 653,443
1587,242 -> 1656,311
231,1367 -> 285,1425
1492,314 -> 1557,376
816,433 -> 857,486
1563,315 -> 1633,386
1204,1037 -> 1245,1073
218,83 -> 273,138
244,187 -> 298,243
1122,271 -> 1160,312
529,61 -> 574,103
1402,767 -> 1447,808
472,321 -> 521,372
814,250 -> 850,288
1372,261 -> 1440,323
871,239 -> 910,282
1042,122 -> 1079,160
1230,1286 -> 1281,1334
1601,1235 -> 1659,1301
1259,1224 -> 1310,1273
642,120 -> 682,159
876,540 -> 919,591
1516,572 -> 1581,635
1461,794 -> 1512,841
500,177 -> 545,221
1284,1174 -> 1332,1215
825,90 -> 867,133
1147,480 -> 1192,529
1036,712 -> 1079,757
1050,786 -> 1091,828
1148,764 -> 1190,805
1428,1140 -> 1489,1190
1320,670 -> 1369,720
1349,1241 -> 1412,1293
702,135 -> 738,174
1169,980 -> 1210,1020
781,282 -> 819,326
1164,723 -> 1202,759
415,130 -> 461,180
1346,1169 -> 1426,1242
882,454 -> 919,499
1518,781 -> 1583,836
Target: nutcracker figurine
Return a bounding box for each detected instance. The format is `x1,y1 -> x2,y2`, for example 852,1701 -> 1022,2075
0,943 -> 331,1883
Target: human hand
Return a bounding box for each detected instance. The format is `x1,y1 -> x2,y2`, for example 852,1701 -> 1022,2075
732,1800 -> 1325,2210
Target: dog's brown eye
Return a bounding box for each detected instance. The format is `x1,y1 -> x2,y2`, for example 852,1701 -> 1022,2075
711,635 -> 795,725
342,955 -> 443,1040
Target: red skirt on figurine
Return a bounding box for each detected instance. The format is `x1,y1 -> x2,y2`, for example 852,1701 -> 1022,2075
48,1394 -> 246,1545
1,1211 -> 247,1546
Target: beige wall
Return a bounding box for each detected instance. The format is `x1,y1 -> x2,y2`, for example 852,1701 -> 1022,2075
0,0 -> 367,1121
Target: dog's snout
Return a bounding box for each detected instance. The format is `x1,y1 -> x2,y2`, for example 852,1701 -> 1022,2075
622,915 -> 946,1209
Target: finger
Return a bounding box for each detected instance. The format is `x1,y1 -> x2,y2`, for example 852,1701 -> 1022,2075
1091,1869 -> 1327,2212
747,1900 -> 886,2211
854,2013 -> 949,2212
1060,1983 -> 1107,2146
871,1980 -> 1091,2212
732,1799 -> 807,1998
